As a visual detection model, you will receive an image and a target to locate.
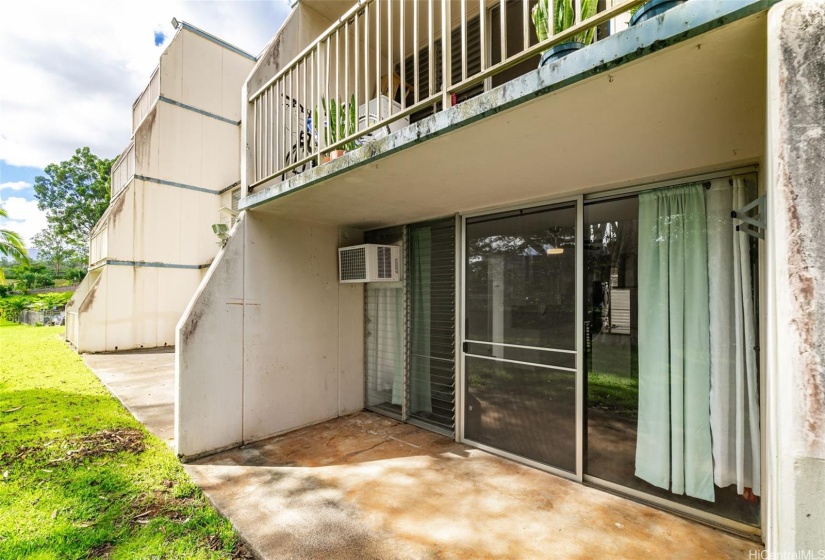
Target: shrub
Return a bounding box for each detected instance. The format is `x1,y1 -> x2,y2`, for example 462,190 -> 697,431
0,292 -> 73,321
64,268 -> 86,283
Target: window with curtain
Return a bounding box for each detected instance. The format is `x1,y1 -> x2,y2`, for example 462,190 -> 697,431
365,284 -> 404,412
585,175 -> 761,526
364,227 -> 404,417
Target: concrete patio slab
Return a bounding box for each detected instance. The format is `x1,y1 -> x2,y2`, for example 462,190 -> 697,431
83,348 -> 176,446
85,350 -> 763,559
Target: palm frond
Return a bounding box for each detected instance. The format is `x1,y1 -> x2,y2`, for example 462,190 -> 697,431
0,228 -> 28,262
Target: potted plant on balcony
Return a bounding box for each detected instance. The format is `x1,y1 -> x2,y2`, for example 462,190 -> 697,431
317,95 -> 358,160
629,0 -> 686,26
532,0 -> 598,66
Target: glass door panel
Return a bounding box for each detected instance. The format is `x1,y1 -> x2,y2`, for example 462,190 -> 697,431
464,203 -> 578,473
584,180 -> 761,527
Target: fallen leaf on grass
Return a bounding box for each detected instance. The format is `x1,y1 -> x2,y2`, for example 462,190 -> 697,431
51,510 -> 57,519
1,407 -> 23,413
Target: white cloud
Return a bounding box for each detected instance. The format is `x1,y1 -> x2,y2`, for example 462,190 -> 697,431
0,196 -> 47,248
0,181 -> 31,193
0,0 -> 289,169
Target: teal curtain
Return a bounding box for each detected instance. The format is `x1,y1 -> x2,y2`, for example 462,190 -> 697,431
409,228 -> 432,414
636,184 -> 715,502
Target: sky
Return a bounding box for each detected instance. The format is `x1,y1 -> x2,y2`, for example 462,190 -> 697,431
0,0 -> 290,250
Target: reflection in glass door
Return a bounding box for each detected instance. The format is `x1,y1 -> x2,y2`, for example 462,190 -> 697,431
463,202 -> 579,473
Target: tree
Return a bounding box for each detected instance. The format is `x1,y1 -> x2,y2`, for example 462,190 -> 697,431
12,263 -> 54,292
33,147 -> 113,245
32,228 -> 83,276
0,207 -> 29,284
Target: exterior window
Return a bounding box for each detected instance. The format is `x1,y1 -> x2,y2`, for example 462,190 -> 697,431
407,219 -> 456,434
364,227 -> 404,418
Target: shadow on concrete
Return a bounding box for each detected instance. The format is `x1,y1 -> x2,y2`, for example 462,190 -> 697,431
186,412 -> 761,560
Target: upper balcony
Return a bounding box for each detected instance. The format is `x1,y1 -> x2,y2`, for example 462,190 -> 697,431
133,66 -> 160,133
247,0 -> 655,192
110,142 -> 135,199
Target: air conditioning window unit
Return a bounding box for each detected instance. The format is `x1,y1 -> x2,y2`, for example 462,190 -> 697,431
338,244 -> 400,283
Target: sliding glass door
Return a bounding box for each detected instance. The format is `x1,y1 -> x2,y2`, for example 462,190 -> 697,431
583,176 -> 761,527
463,202 -> 579,473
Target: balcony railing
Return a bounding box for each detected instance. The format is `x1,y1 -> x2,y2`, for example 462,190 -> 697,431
249,0 -> 647,190
133,67 -> 160,132
89,226 -> 108,266
111,143 -> 135,198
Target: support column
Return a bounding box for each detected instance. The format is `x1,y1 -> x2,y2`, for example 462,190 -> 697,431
766,0 -> 825,554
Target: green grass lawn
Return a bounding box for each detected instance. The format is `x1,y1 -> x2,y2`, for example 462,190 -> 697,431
0,319 -> 247,559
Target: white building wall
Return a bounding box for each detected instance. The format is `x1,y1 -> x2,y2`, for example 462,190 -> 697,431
176,214 -> 364,459
72,24 -> 254,353
177,219 -> 246,456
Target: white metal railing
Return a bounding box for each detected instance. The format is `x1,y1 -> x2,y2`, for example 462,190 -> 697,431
133,66 -> 160,132
110,143 -> 135,198
249,0 -> 648,189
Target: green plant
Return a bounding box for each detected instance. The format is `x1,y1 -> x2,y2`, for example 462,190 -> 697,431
316,95 -> 358,152
65,267 -> 87,283
0,207 -> 29,284
0,292 -> 73,321
11,263 -> 55,292
531,0 -> 599,47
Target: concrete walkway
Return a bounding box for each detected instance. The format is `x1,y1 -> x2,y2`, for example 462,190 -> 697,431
84,348 -> 176,446
85,350 -> 763,560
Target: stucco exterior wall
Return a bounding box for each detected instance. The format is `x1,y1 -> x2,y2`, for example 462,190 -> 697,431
177,219 -> 246,456
160,27 -> 252,122
70,264 -> 205,353
73,25 -> 254,354
766,0 -> 825,554
176,214 -> 364,459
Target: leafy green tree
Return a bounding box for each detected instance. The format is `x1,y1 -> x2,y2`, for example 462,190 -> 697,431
0,207 -> 29,284
32,228 -> 83,276
12,263 -> 54,292
33,147 -> 113,246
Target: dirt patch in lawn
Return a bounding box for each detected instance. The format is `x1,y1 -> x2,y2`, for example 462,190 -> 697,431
130,483 -> 197,526
86,542 -> 114,558
205,533 -> 255,559
1,428 -> 146,467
